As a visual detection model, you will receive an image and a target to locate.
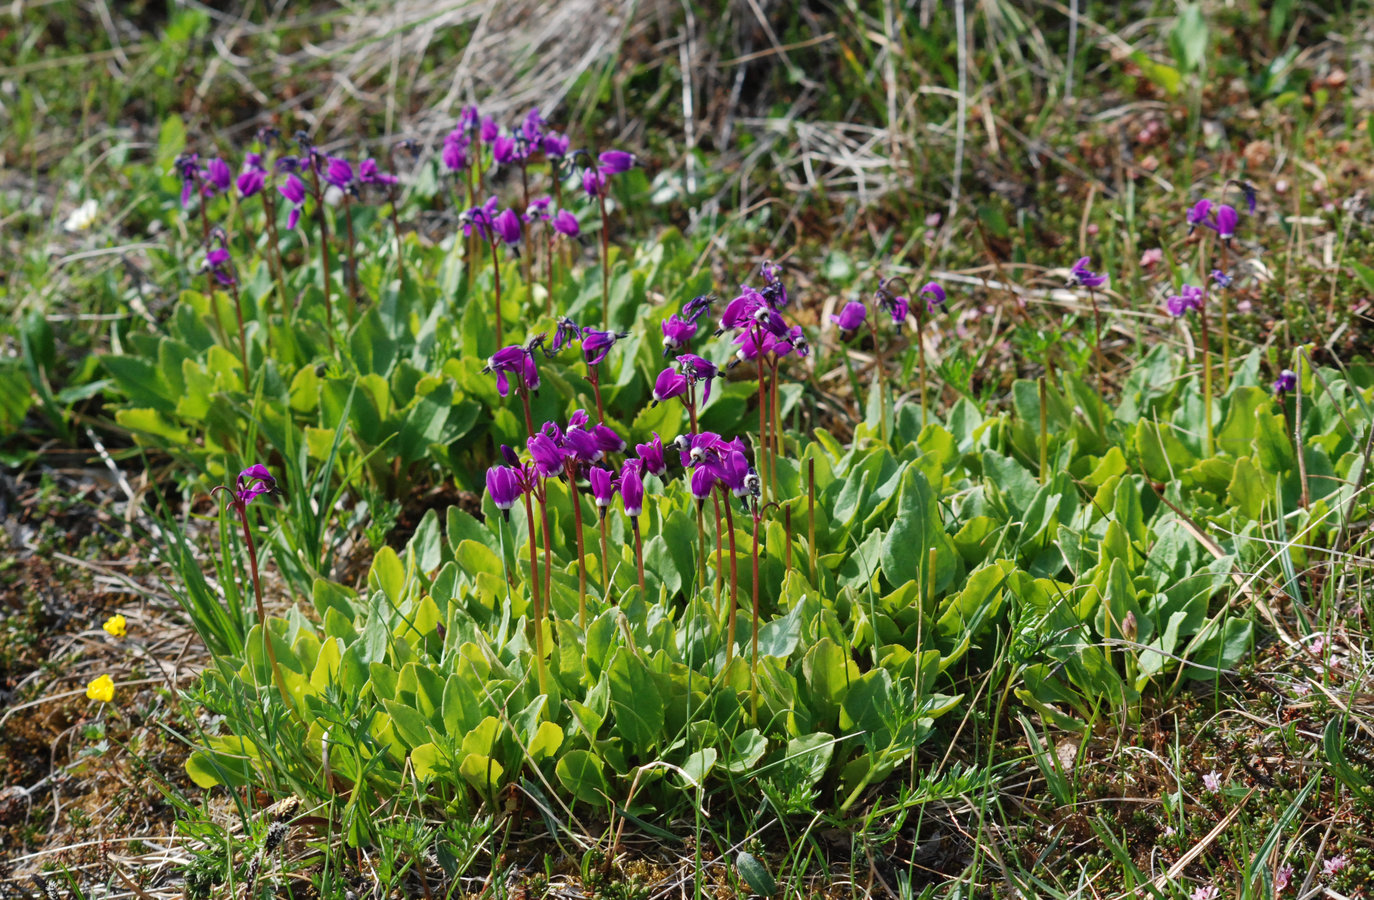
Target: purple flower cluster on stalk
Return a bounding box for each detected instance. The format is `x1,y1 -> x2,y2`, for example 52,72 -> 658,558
1166,284 -> 1205,317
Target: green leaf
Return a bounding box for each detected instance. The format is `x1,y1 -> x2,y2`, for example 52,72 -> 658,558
880,466 -> 941,589
736,851 -> 777,897
1168,4 -> 1208,73
555,749 -> 610,806
605,649 -> 664,752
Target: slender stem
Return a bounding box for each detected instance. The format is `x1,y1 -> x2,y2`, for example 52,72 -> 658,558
1217,238 -> 1230,390
783,504 -> 792,577
519,388 -> 536,444
538,490 -> 553,607
590,364 -> 606,424
545,229 -> 555,316
723,494 -> 739,666
916,312 -> 928,427
1199,304 -> 1214,458
568,464 -> 588,629
868,319 -> 888,443
694,500 -> 707,596
260,191 -> 290,326
521,493 -> 548,696
386,182 -> 406,291
770,358 -> 783,479
712,491 -> 724,612
490,236 -> 504,347
236,504 -> 293,711
598,191 -> 611,330
807,457 -> 817,584
632,516 -> 646,600
1038,375 -> 1049,483
1088,286 -> 1104,392
228,279 -> 250,392
306,165 -> 336,353
598,512 -> 611,600
342,194 -> 360,323
750,508 -> 762,688
757,337 -> 770,508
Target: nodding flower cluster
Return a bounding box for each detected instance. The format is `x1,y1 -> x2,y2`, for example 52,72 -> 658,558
831,277 -> 944,340
708,263 -> 808,367
484,337 -> 544,398
1186,198 -> 1242,245
485,416 -> 666,522
444,107 -> 571,176
672,432 -> 757,505
1067,257 -> 1108,290
547,317 -> 630,367
578,149 -> 638,199
1165,284 -> 1205,317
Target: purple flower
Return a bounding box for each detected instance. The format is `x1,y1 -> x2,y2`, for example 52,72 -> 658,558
1215,204 -> 1238,242
1068,257 -> 1108,290
324,157 -> 353,189
549,316 -> 582,354
689,465 -> 716,502
204,246 -> 236,286
486,465 -> 522,517
442,131 -> 469,172
682,294 -> 715,324
492,136 -> 518,165
358,158 -> 397,186
759,260 -> 790,309
235,464 -> 276,506
831,300 -> 867,333
463,197 -> 500,240
521,108 -> 548,142
652,368 -> 688,404
620,460 -> 645,517
485,344 -> 539,398
568,409 -> 592,429
528,433 -> 566,476
1211,269 -> 1233,289
279,174 -> 307,230
784,325 -> 810,357
206,158 -> 232,194
919,282 -> 947,311
493,208 -> 523,246
236,168 -> 266,199
175,153 -> 201,207
1273,369 -> 1297,395
551,209 -> 580,237
479,116 -> 499,143
542,132 -> 571,159
719,290 -> 763,331
598,150 -> 636,174
593,424 -> 626,455
1165,284 -> 1205,317
564,426 -> 602,463
1186,199 -> 1213,234
581,327 -> 628,366
581,167 -> 606,198
676,353 -> 719,403
711,449 -> 752,497
661,314 -> 697,355
1275,864 -> 1293,893
636,434 -> 667,478
524,195 -> 553,223
588,466 -> 617,510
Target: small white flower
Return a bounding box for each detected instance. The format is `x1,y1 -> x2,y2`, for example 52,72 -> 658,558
63,198 -> 99,232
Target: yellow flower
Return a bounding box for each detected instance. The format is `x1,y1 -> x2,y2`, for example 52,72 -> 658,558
86,675 -> 115,703
102,614 -> 127,638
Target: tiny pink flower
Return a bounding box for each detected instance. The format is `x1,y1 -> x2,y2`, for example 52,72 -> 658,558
1275,864 -> 1294,892
1192,886 -> 1219,900
1140,247 -> 1164,269
1323,854 -> 1348,877
1202,770 -> 1222,793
